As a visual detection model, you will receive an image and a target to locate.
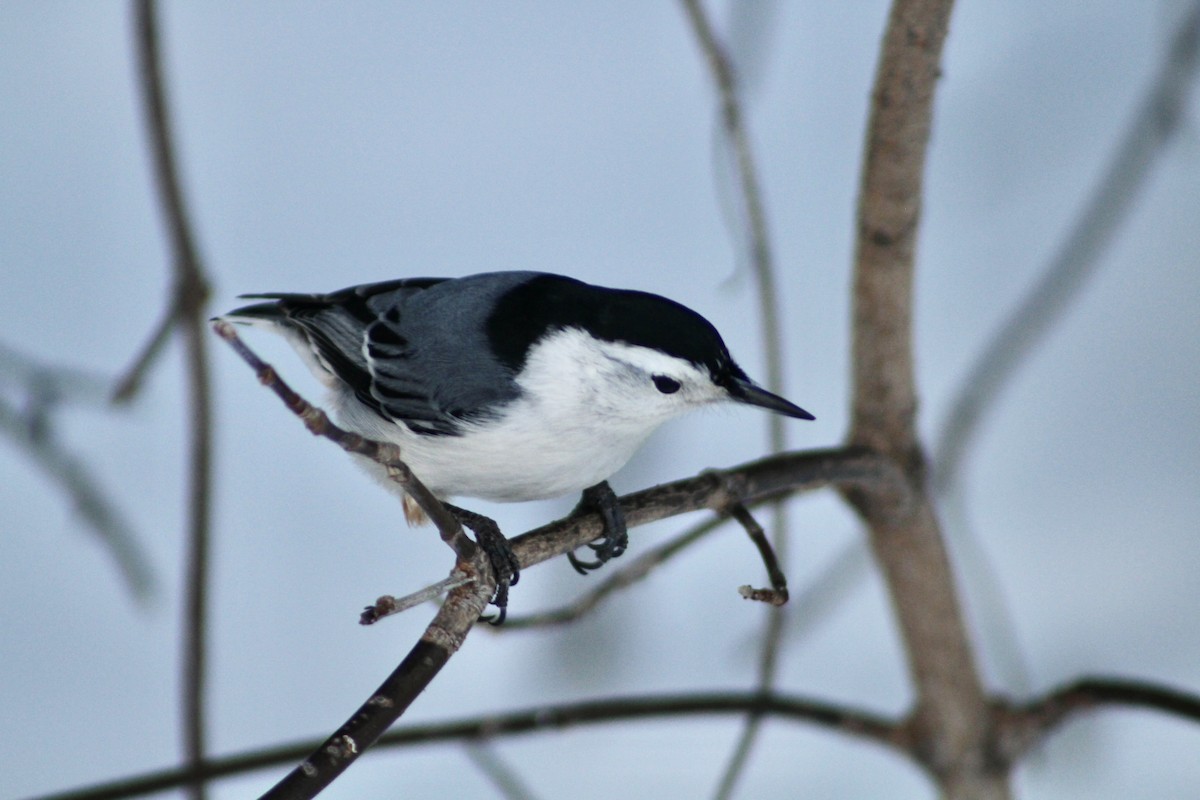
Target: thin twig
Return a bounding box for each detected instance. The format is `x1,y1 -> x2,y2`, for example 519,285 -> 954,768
504,492 -> 807,629
132,4 -> 215,800
933,1 -> 1200,493
110,304 -> 177,404
678,2 -> 793,794
504,450 -> 889,627
360,571 -> 475,625
24,691 -> 905,800
730,503 -> 788,606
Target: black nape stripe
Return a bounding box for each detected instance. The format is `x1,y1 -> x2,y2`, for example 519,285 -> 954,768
484,274 -> 733,379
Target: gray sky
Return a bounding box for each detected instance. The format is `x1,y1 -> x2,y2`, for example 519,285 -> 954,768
2,2 -> 1198,798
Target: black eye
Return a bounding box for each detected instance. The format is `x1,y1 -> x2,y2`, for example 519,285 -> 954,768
652,375 -> 681,394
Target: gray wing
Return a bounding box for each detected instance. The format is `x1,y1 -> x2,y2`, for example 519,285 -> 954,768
227,273 -> 532,436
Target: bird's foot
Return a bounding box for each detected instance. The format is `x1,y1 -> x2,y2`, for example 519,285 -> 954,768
445,504 -> 520,625
567,481 -> 628,575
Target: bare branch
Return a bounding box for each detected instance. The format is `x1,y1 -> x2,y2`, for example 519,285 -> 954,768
506,447 -> 897,575
850,0 -> 951,456
359,571 -> 476,625
132,3 -> 216,798
772,0 -> 1200,715
933,1 -> 1200,493
678,2 -> 794,792
844,1 -> 1010,796
729,503 -> 788,606
503,489 -> 809,630
995,677 -> 1200,765
502,514 -> 728,629
214,322 -> 900,797
31,671 -> 1200,800
24,691 -> 903,800
110,304 -> 177,404
218,321 -> 892,584
679,0 -> 787,430
499,449 -> 887,627
258,573 -> 495,800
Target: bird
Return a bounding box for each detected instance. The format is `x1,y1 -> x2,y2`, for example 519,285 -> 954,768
223,271 -> 813,619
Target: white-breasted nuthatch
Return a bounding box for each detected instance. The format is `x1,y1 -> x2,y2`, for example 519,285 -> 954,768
224,271 -> 813,617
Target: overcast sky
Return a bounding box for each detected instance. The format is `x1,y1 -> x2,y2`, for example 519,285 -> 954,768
2,2 -> 1198,798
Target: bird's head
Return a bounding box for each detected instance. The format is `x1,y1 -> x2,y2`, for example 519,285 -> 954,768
487,276 -> 814,429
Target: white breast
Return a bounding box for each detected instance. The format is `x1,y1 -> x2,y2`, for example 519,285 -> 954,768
330,327 -> 719,504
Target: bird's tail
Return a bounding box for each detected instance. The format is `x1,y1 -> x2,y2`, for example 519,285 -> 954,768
402,494 -> 430,527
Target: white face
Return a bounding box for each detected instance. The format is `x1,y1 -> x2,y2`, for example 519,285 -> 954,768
516,327 -> 729,431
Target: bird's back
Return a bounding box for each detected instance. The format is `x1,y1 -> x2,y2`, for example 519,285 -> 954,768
227,272 -> 547,435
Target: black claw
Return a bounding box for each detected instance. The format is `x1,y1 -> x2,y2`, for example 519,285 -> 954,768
567,481 -> 628,574
567,551 -> 603,574
483,583 -> 509,626
445,504 -> 519,622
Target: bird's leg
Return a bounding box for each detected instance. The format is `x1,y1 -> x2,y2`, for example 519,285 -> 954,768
567,480 -> 628,575
443,503 -> 520,625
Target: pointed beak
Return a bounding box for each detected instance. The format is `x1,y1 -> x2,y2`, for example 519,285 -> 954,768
729,377 -> 815,420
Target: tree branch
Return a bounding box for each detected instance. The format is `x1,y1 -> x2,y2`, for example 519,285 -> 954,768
499,513 -> 729,629
214,320 -> 898,796
29,672 -> 1200,800
678,1 -> 794,792
24,691 -> 903,800
132,4 -> 215,799
0,343 -> 155,599
846,1 -> 1005,796
258,574 -> 495,800
219,314 -> 894,593
110,302 -> 178,404
505,447 -> 897,575
995,676 -> 1200,766
730,503 -> 789,606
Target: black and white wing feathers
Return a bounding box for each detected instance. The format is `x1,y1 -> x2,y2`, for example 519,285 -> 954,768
229,277 -> 474,436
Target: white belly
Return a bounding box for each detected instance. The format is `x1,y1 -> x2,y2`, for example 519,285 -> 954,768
334,391 -> 660,503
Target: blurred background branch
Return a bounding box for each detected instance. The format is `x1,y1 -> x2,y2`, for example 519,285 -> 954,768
783,0 -> 1200,724
933,0 -> 1200,493
845,1 -> 1006,797
677,1 -> 796,794
131,2 -> 215,799
5,3 -> 1198,798
0,342 -> 155,600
